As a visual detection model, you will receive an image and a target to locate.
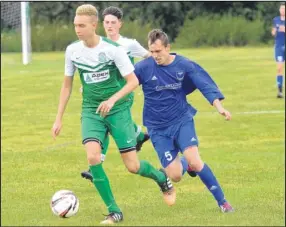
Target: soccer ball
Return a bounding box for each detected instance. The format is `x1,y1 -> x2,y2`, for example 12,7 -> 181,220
50,190 -> 79,218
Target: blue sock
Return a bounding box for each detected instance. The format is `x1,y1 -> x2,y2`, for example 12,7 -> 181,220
277,75 -> 283,92
180,156 -> 188,175
197,163 -> 225,206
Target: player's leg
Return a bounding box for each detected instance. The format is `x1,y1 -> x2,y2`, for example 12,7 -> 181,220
148,127 -> 186,182
148,121 -> 196,180
177,117 -> 234,213
183,146 -> 234,212
128,94 -> 150,151
79,86 -> 109,181
81,112 -> 122,223
275,45 -> 285,98
120,151 -> 175,207
81,134 -> 109,182
107,108 -> 175,207
157,150 -> 185,183
133,123 -> 150,151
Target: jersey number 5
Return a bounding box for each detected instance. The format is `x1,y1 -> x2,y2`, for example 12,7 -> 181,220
165,151 -> 173,161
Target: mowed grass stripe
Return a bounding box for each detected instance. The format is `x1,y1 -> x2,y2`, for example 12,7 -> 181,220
1,47 -> 284,226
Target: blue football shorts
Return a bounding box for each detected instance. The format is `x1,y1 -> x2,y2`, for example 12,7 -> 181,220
148,112 -> 199,168
274,45 -> 285,62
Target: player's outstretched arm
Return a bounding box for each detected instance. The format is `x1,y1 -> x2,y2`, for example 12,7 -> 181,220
96,73 -> 139,117
51,76 -> 74,139
212,99 -> 231,121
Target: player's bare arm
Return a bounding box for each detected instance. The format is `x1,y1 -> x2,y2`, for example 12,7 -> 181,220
51,76 -> 74,138
212,99 -> 231,120
271,27 -> 277,36
96,72 -> 139,116
279,25 -> 285,32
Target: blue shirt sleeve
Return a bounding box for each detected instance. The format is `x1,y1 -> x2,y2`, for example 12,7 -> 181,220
272,17 -> 276,28
184,61 -> 225,105
134,63 -> 143,85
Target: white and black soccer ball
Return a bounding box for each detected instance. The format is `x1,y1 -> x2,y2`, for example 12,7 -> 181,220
50,190 -> 79,218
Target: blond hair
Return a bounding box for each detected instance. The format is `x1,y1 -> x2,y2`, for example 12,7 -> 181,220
76,4 -> 98,20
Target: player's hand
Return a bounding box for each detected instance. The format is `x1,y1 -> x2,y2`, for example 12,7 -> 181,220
51,120 -> 62,139
218,108 -> 231,121
96,99 -> 115,117
279,25 -> 285,32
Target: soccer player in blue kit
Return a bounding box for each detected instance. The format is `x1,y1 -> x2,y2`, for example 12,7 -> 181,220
271,3 -> 285,98
134,29 -> 234,213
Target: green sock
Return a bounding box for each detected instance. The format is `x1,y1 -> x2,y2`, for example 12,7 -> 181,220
133,123 -> 145,142
90,163 -> 121,213
136,160 -> 166,184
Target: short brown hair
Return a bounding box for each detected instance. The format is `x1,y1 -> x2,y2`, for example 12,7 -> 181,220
102,6 -> 123,20
148,29 -> 169,47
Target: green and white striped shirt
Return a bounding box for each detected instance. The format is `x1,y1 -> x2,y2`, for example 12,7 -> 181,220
65,36 -> 134,113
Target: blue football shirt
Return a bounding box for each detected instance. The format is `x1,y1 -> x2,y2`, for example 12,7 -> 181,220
273,16 -> 285,46
134,54 -> 224,129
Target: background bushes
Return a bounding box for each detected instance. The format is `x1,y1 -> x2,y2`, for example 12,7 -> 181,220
174,14 -> 265,48
1,1 -> 281,52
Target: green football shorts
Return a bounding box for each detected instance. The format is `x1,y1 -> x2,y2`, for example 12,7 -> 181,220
81,107 -> 136,153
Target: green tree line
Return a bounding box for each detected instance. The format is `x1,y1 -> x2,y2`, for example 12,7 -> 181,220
1,1 -> 283,52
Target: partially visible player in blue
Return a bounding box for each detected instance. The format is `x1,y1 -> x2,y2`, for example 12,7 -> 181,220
134,29 -> 234,213
271,3 -> 285,98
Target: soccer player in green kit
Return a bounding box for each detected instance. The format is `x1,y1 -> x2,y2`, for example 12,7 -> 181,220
51,4 -> 175,225
80,6 -> 151,181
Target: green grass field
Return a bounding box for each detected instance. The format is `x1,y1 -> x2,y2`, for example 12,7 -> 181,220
1,47 -> 285,226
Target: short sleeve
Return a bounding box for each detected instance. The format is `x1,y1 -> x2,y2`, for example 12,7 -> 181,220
134,63 -> 143,85
272,17 -> 277,28
184,61 -> 224,104
129,40 -> 149,58
64,46 -> 76,77
113,46 -> 135,77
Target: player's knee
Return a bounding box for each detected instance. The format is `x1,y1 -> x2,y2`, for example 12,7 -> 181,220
166,167 -> 182,182
124,158 -> 140,174
277,67 -> 283,74
169,174 -> 182,182
87,151 -> 102,165
85,142 -> 102,165
126,163 -> 140,174
183,146 -> 204,172
277,62 -> 284,74
121,150 -> 140,173
189,160 -> 204,172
